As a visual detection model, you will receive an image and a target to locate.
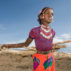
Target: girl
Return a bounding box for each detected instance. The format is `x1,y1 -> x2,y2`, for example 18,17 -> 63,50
1,7 -> 55,71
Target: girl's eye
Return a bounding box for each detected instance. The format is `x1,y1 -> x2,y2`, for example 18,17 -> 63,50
46,12 -> 49,14
46,13 -> 54,16
52,13 -> 54,16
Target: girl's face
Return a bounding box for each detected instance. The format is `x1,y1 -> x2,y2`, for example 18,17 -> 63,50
43,8 -> 54,23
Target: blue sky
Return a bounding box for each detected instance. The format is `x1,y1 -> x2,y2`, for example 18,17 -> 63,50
0,0 -> 71,47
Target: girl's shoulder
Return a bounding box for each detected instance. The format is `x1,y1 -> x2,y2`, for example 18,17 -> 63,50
29,26 -> 40,39
31,26 -> 40,31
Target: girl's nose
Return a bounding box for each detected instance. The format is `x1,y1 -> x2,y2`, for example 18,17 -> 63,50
49,14 -> 52,17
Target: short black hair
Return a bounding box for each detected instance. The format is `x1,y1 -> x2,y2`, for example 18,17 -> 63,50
38,7 -> 53,25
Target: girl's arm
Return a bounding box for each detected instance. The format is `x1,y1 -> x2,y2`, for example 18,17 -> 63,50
1,36 -> 33,48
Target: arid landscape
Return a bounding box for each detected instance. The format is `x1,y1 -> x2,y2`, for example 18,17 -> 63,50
0,48 -> 71,71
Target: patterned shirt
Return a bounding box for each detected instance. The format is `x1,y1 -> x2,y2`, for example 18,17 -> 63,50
29,26 -> 55,51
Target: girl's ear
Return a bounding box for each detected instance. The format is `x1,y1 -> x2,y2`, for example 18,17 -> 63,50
39,14 -> 44,20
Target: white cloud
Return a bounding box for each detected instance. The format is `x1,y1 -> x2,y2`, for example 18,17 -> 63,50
60,34 -> 71,39
53,37 -> 63,43
53,33 -> 71,43
53,33 -> 71,46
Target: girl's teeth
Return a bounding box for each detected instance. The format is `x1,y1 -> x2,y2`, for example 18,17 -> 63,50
48,18 -> 52,19
49,16 -> 53,19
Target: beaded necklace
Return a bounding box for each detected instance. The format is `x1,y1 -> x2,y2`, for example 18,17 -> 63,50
40,25 -> 53,39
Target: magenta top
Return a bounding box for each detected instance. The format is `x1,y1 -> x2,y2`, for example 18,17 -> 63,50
29,26 -> 55,51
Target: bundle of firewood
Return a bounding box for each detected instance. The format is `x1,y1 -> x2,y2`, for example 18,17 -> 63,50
0,40 -> 71,57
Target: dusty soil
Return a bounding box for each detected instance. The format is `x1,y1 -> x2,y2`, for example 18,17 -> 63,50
0,52 -> 71,71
